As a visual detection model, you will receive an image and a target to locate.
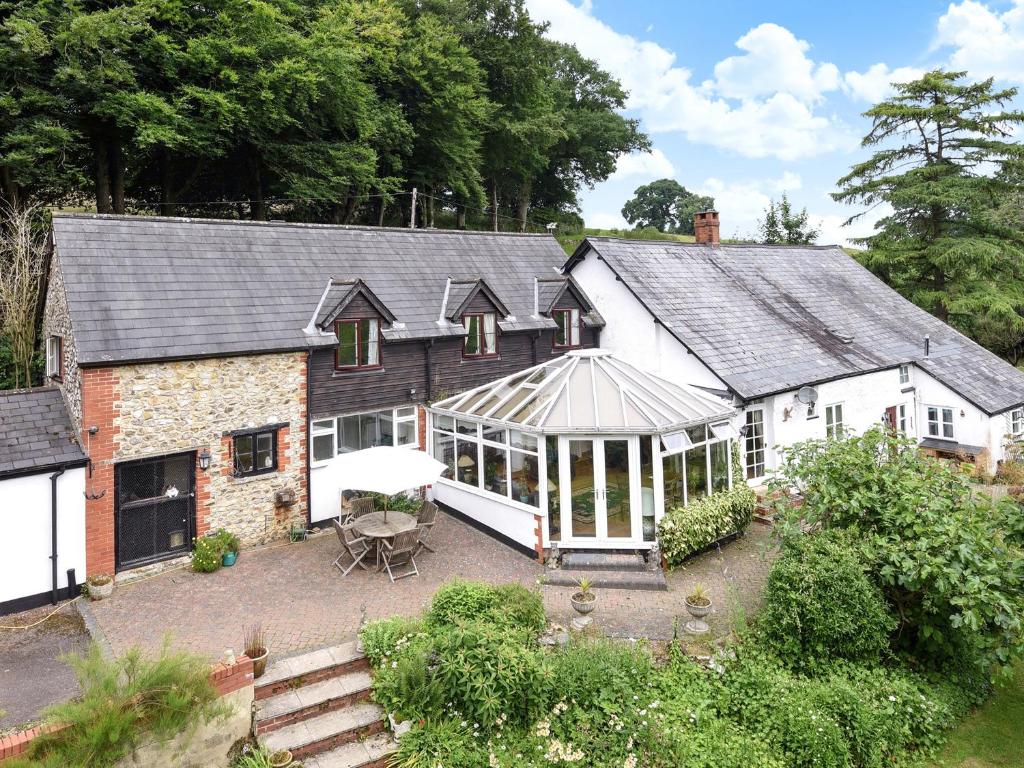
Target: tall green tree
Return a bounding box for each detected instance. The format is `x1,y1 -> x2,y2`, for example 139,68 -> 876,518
834,70 -> 1024,355
620,179 -> 712,233
759,193 -> 820,244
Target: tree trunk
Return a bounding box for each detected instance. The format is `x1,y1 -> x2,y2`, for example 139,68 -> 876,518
456,203 -> 466,230
489,178 -> 499,232
425,186 -> 434,228
249,154 -> 267,221
110,139 -> 125,214
94,140 -> 112,214
159,149 -> 177,216
0,165 -> 18,210
516,178 -> 531,233
376,194 -> 386,227
342,185 -> 358,224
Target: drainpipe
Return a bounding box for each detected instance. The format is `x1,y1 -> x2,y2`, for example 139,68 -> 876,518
532,331 -> 541,365
305,350 -> 312,528
423,339 -> 435,401
49,465 -> 66,605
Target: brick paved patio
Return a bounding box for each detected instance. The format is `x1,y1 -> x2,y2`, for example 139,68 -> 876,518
83,511 -> 777,660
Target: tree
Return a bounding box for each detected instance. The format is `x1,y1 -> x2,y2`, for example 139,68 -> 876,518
620,179 -> 711,233
833,70 -> 1024,355
759,193 -> 820,244
0,202 -> 47,389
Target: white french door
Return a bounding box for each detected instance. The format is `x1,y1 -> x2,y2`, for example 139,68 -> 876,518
558,435 -> 640,546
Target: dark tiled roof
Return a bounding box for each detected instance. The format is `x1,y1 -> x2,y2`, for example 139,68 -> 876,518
573,238 -> 1024,415
0,388 -> 86,477
51,215 -> 573,366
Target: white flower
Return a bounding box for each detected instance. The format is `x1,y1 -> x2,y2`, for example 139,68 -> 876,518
888,695 -> 897,702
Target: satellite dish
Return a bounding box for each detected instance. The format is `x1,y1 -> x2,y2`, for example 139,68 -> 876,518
797,386 -> 818,405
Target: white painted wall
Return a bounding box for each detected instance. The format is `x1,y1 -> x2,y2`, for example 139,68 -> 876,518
430,479 -> 539,552
0,467 -> 86,605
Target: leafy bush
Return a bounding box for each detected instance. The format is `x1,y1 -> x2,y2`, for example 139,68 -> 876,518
390,719 -> 489,768
426,579 -> 546,635
22,642 -> 227,767
211,528 -> 240,554
658,484 -> 757,567
372,644 -> 445,720
649,719 -> 784,768
771,427 -> 1024,678
191,535 -> 222,573
360,616 -> 424,668
758,530 -> 895,668
995,457 -> 1024,485
367,491 -> 422,514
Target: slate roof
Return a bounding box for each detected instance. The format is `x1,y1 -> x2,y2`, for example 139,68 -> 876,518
569,238 -> 1024,415
0,388 -> 87,478
51,214 -> 581,366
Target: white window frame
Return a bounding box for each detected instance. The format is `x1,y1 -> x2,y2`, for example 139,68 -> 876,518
743,409 -> 766,480
899,364 -> 910,385
46,335 -> 62,379
310,406 -> 419,466
898,403 -> 910,434
926,405 -> 955,441
825,403 -> 844,439
1011,408 -> 1024,437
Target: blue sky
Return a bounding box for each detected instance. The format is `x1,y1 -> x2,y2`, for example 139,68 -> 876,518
524,0 -> 1024,244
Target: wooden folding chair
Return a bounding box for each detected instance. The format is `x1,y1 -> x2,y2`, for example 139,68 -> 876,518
380,529 -> 420,583
415,500 -> 439,555
332,520 -> 371,576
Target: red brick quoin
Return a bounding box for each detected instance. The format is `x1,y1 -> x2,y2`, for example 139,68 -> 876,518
80,366 -> 118,576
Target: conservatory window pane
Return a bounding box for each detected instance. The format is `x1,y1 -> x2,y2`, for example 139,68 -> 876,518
457,419 -> 478,436
434,414 -> 454,432
663,453 -> 684,510
483,443 -> 507,496
510,450 -> 538,506
456,440 -> 478,486
510,429 -> 538,452
546,436 -> 560,542
482,425 -> 506,444
686,443 -> 708,502
640,437 -> 655,541
433,430 -> 455,479
685,424 -> 707,445
710,440 -> 730,493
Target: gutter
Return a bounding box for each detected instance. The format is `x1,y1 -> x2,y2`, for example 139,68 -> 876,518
305,350 -> 313,529
49,465 -> 66,605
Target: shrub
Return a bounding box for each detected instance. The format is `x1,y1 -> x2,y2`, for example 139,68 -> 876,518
648,719 -> 784,768
549,638 -> 654,719
426,579 -> 546,635
995,457 -> 1024,485
367,491 -> 421,514
360,616 -> 424,668
658,484 -> 756,567
372,644 -> 445,720
212,528 -> 240,554
24,641 -> 228,767
490,583 -> 547,634
191,535 -> 222,573
757,530 -> 895,668
390,720 -> 489,768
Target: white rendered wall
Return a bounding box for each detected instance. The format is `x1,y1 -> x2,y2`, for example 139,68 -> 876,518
0,467 -> 86,604
430,479 -> 539,551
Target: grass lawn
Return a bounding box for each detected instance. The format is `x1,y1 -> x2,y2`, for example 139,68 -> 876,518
930,664 -> 1024,768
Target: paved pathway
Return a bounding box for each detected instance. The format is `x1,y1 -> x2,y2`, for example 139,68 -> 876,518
84,512 -> 777,660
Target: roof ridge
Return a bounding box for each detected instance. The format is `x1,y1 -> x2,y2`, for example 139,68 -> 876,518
0,386 -> 61,398
51,212 -> 555,238
585,236 -> 843,250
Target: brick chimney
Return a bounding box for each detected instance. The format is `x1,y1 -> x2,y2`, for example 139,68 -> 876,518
694,210 -> 720,245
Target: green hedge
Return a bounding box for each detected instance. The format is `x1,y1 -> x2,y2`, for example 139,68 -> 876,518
657,484 -> 756,567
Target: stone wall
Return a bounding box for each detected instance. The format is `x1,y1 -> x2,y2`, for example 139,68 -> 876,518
41,254 -> 82,432
113,353 -> 308,546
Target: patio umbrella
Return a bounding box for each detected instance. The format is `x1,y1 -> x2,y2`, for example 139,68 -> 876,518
333,446 -> 447,519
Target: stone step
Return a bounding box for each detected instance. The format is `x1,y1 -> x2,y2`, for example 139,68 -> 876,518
304,732 -> 399,768
256,670 -> 374,733
261,702 -> 386,760
543,568 -> 667,591
559,552 -> 647,572
256,641 -> 369,701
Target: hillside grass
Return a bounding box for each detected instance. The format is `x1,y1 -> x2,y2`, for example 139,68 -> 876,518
556,227 -> 696,255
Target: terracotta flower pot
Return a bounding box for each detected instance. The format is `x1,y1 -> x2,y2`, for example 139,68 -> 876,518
249,647 -> 270,678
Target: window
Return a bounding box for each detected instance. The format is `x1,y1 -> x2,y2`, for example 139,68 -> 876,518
927,406 -> 955,440
663,423 -> 732,506
335,318 -> 380,369
744,409 -> 765,479
463,313 -> 497,357
898,403 -> 910,434
553,308 -> 581,348
311,419 -> 336,463
46,336 -> 62,379
312,407 -> 418,464
825,403 -> 844,438
1011,408 -> 1024,436
233,429 -> 277,476
546,436 -> 560,541
899,364 -> 911,385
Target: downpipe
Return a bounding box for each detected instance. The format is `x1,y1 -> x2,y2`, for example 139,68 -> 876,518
49,465 -> 66,605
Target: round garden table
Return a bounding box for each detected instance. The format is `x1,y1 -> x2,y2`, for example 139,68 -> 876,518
353,511 -> 417,570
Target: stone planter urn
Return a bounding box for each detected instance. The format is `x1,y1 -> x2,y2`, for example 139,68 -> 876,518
570,592 -> 596,616
87,575 -> 113,600
683,585 -> 712,635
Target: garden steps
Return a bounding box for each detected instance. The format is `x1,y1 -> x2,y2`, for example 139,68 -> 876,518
559,552 -> 646,571
260,702 -> 386,760
543,568 -> 667,591
255,640 -> 369,701
304,732 -> 398,768
255,670 -> 374,732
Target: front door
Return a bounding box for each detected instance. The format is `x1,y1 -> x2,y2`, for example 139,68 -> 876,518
115,452 -> 196,571
560,436 -> 639,546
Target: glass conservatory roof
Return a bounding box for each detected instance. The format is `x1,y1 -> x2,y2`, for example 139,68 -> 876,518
430,349 -> 735,433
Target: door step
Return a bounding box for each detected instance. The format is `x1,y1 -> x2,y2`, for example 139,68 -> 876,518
559,552 -> 647,572
256,670 -> 373,733
303,732 -> 398,768
256,641 -> 369,701
261,703 -> 386,760
543,568 -> 667,591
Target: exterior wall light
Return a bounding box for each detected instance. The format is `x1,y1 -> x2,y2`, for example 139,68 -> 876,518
198,449 -> 212,471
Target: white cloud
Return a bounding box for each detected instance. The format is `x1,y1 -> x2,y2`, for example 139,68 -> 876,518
935,0 -> 1024,83
815,206 -> 888,249
525,0 -> 854,160
712,23 -> 840,103
609,148 -> 675,181
843,63 -> 925,102
694,173 -> 805,239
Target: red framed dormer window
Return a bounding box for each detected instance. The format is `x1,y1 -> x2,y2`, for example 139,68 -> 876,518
553,308 -> 581,348
463,313 -> 498,358
335,318 -> 381,370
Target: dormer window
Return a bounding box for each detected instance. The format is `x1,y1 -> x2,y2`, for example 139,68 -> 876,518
335,318 -> 380,370
553,308 -> 581,348
46,335 -> 63,380
463,313 -> 497,357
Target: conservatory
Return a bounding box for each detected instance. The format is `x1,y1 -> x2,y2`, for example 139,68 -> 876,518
427,349 -> 737,556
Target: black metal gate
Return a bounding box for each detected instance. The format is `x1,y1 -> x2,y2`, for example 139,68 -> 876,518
115,452 -> 196,572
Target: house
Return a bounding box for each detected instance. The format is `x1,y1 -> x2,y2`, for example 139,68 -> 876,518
564,211 -> 1024,481
0,388 -> 87,614
43,214 -> 602,576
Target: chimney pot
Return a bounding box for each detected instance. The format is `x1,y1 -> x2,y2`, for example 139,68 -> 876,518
694,210 -> 720,245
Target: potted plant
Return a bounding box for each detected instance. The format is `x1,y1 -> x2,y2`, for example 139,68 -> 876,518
245,623 -> 270,679
570,577 -> 596,615
215,529 -> 240,566
86,573 -> 114,600
684,583 -> 713,634
268,749 -> 293,768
